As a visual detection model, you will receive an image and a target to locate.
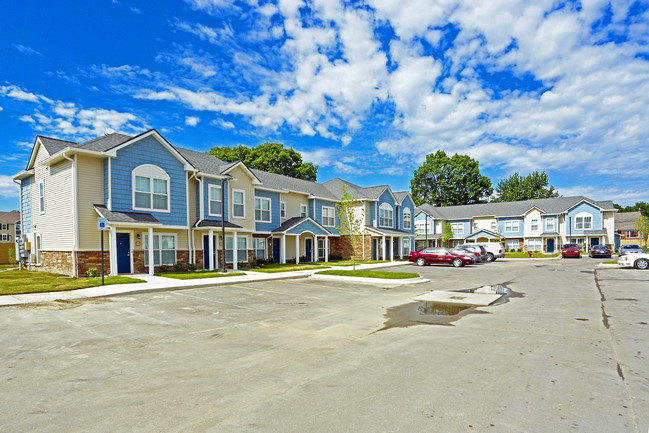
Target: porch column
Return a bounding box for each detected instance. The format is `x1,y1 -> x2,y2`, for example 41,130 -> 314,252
109,226 -> 117,276
325,236 -> 329,262
312,235 -> 316,262
208,229 -> 215,271
148,227 -> 154,275
381,235 -> 386,260
233,231 -> 238,271
295,235 -> 300,264
281,234 -> 286,264
390,237 -> 394,261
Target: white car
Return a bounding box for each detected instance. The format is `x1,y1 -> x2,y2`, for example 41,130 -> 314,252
472,242 -> 505,262
618,253 -> 649,270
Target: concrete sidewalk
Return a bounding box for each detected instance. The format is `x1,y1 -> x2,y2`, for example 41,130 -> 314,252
0,261 -> 416,307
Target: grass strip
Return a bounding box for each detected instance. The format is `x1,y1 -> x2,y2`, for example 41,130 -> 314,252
602,260 -> 618,264
247,264 -> 328,273
315,270 -> 419,279
0,270 -> 144,295
504,252 -> 561,258
155,271 -> 246,280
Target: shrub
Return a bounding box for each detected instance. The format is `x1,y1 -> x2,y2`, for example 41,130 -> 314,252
188,263 -> 196,271
249,259 -> 258,267
8,248 -> 16,264
517,248 -> 522,253
329,254 -> 343,261
87,268 -> 97,277
265,258 -> 276,265
173,262 -> 184,272
238,261 -> 248,269
299,255 -> 309,262
159,265 -> 169,272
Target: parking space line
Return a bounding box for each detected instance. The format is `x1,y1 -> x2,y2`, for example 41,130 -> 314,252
123,308 -> 176,326
170,291 -> 260,311
228,284 -> 317,299
47,311 -> 112,338
286,279 -> 368,293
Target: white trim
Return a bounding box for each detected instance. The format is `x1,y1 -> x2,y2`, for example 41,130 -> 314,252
300,204 -> 307,217
280,201 -> 286,219
144,232 -> 178,266
504,220 -> 520,233
199,177 -> 205,220
574,212 -> 593,230
208,184 -> 223,217
114,230 -> 134,274
231,189 -> 246,219
107,157 -> 112,211
254,196 -> 272,223
322,206 -> 336,227
545,217 -> 556,232
225,233 -> 249,263
39,180 -> 45,214
378,203 -> 393,228
221,161 -> 262,184
132,164 -> 171,213
403,208 -> 411,230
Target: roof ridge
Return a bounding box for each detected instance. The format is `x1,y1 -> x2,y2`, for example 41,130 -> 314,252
37,135 -> 78,144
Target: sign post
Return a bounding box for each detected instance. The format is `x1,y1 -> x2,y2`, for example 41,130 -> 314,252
97,217 -> 108,285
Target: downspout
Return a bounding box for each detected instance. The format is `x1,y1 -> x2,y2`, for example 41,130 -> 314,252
187,172 -> 197,264
221,177 -> 227,273
62,152 -> 79,277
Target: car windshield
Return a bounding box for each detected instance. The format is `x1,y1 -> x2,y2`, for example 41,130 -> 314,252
594,246 -> 608,250
450,248 -> 467,255
623,245 -> 641,249
563,244 -> 579,248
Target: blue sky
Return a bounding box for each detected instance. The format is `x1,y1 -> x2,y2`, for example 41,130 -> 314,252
1,0 -> 649,212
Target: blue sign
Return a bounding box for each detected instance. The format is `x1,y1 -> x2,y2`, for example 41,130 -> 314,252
97,217 -> 108,231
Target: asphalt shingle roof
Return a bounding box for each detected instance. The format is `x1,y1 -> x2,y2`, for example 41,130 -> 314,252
94,205 -> 160,224
0,210 -> 20,224
614,211 -> 642,230
37,136 -> 78,155
253,169 -> 338,200
194,220 -> 242,229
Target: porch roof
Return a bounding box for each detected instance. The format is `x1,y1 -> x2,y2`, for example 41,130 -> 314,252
193,219 -> 243,229
272,216 -> 332,236
94,205 -> 161,226
365,226 -> 413,237
584,229 -> 608,235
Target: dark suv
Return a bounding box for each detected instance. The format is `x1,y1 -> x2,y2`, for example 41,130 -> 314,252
589,245 -> 611,258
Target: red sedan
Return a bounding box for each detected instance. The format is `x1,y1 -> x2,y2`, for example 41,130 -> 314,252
409,247 -> 474,267
562,244 -> 581,258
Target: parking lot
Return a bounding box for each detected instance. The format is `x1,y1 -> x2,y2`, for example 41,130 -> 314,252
1,258 -> 647,432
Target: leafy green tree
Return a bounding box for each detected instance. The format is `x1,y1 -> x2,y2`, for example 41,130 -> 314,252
493,171 -> 559,202
336,184 -> 363,271
410,150 -> 492,206
208,142 -> 318,181
636,215 -> 649,248
442,222 -> 454,247
614,202 -> 649,217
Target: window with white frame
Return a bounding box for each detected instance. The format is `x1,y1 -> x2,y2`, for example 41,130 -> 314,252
226,236 -> 248,263
232,190 -> 245,218
1,224 -> 7,231
318,238 -> 329,259
491,221 -> 497,231
144,234 -> 176,266
34,233 -> 42,264
451,222 -> 464,235
625,231 -> 639,238
570,238 -> 585,246
209,185 -> 222,216
254,197 -> 271,222
322,206 -> 335,227
505,220 -> 519,233
531,219 -> 539,231
452,240 -> 463,247
575,214 -> 592,230
280,201 -> 286,219
379,203 -> 393,227
527,238 -> 542,251
402,238 -> 411,256
133,165 -> 170,212
39,180 -> 45,214
505,239 -> 519,251
1,234 -> 9,241
545,218 -> 555,232
253,237 -> 265,259
473,222 -> 478,231
415,220 -> 432,233
300,204 -> 307,217
403,209 -> 411,230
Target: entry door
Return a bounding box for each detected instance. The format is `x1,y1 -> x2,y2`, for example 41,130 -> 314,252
273,238 -> 280,263
590,238 -> 599,247
546,238 -> 555,254
305,239 -> 312,261
372,239 -> 378,260
385,239 -> 390,259
116,233 -> 131,274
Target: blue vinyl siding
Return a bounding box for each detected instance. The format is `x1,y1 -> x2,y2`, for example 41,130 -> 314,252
21,177 -> 31,233
450,219 -> 470,237
109,135 -> 187,226
103,159 -> 108,207
414,212 -> 435,235
377,189 -> 395,229
309,199 -> 315,219
313,199 -> 340,234
399,196 -> 414,233
286,219 -> 330,236
567,201 -> 602,235
254,189 -> 280,231
203,178 -> 229,221
498,217 -> 524,237
542,215 -> 557,232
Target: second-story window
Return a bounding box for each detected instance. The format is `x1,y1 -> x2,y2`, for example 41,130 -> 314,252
132,165 -> 169,212
531,219 -> 539,231
451,222 -> 464,235
403,209 -> 411,230
322,206 -> 335,227
255,197 -> 271,222
1,224 -> 7,231
232,190 -> 245,218
209,185 -> 222,216
473,222 -> 478,231
491,221 -> 497,231
545,218 -> 555,231
575,215 -> 592,230
379,203 -> 393,227
280,201 -> 286,219
300,204 -> 307,217
39,180 -> 45,214
505,220 -> 519,232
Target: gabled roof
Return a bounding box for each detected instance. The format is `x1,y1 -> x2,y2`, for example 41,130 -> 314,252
193,220 -> 242,229
271,216 -> 332,235
394,191 -> 414,206
254,170 -> 338,200
322,178 -> 368,200
0,210 -> 20,224
614,211 -> 642,230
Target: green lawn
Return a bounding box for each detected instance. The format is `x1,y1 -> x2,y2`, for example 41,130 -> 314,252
155,271 -> 246,280
504,252 -> 561,258
324,260 -> 389,266
315,269 -> 420,279
0,270 -> 144,295
0,264 -> 18,271
247,264 -> 329,273
602,260 -> 618,264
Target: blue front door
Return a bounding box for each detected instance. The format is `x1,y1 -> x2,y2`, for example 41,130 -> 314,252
590,238 -> 599,247
372,239 -> 378,260
273,238 -> 280,263
116,233 -> 130,274
546,238 -> 555,254
203,235 -> 210,269
305,239 -> 312,261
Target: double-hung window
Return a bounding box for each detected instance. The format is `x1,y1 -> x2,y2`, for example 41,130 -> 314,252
531,219 -> 539,231
226,236 -> 248,263
300,204 -> 308,217
280,201 -> 286,219
133,165 -> 169,212
379,204 -> 393,227
473,222 -> 478,231
39,181 -> 45,214
575,215 -> 592,230
1,234 -> 8,241
451,223 -> 464,235
254,197 -> 271,222
318,238 -> 329,259
545,218 -> 555,232
491,221 -> 497,231
505,220 -> 519,233
322,206 -> 335,227
527,238 -> 542,251
253,238 -> 265,259
403,209 -> 411,230
1,224 -> 7,231
144,234 -> 176,266
402,238 -> 411,256
232,190 -> 245,218
209,185 -> 222,216
505,239 -> 519,251
35,233 -> 42,264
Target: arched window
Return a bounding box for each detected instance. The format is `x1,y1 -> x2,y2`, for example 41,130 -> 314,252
379,203 -> 393,227
132,164 -> 170,212
403,208 -> 411,230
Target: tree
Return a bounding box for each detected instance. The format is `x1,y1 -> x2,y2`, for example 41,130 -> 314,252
208,142 -> 318,181
410,150 -> 492,206
636,215 -> 649,248
493,171 -> 559,202
614,202 -> 649,217
442,222 -> 454,248
336,184 -> 363,271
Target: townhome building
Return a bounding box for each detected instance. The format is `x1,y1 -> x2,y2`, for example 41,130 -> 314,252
13,130 -> 415,277
414,196 -> 617,253
0,210 -> 20,264
614,210 -> 644,250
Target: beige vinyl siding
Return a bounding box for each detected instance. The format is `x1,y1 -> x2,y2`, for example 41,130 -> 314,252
77,155 -> 105,250
188,176 -> 197,225
31,143 -> 74,251
281,192 -> 309,220
365,202 -> 372,225
227,166 -> 255,230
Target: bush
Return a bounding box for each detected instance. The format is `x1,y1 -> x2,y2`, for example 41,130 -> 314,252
159,265 -> 169,272
87,268 -> 97,277
265,258 -> 276,265
249,259 -> 258,267
188,263 -> 196,271
173,262 -> 184,272
517,248 -> 522,252
329,254 -> 343,261
299,255 -> 309,262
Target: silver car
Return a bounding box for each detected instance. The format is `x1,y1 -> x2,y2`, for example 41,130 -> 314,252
450,248 -> 477,264
619,244 -> 644,255
460,245 -> 488,262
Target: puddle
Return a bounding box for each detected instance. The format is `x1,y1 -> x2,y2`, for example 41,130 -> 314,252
376,284 -> 519,332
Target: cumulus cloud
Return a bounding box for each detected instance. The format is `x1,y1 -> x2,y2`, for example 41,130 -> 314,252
185,116 -> 200,126
0,175 -> 19,198
0,85 -> 42,103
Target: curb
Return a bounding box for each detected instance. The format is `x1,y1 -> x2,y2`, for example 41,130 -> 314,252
310,274 -> 429,286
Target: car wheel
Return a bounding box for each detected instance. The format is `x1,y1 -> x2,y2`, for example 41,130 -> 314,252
452,258 -> 463,267
416,257 -> 426,267
562,254 -> 566,258
634,258 -> 649,270
486,253 -> 495,262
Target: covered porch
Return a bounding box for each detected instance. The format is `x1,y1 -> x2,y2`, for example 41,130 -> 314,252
271,217 -> 333,264
193,220 -> 251,271
365,227 -> 414,261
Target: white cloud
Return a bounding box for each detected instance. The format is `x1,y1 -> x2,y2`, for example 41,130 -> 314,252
0,106 -> 3,111
210,118 -> 235,129
185,116 -> 200,126
12,44 -> 43,57
19,115 -> 34,123
0,85 -> 41,103
0,175 -> 19,198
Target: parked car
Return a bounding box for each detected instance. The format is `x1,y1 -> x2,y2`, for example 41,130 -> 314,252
409,248 -> 474,267
619,244 -> 644,256
562,244 -> 581,258
618,252 -> 649,270
474,242 -> 505,262
460,244 -> 488,262
449,247 -> 477,264
589,245 -> 611,258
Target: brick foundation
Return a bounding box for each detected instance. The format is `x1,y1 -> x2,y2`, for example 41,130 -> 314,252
29,251 -> 75,276
76,251 -> 111,277
330,235 -> 373,260
132,250 -> 191,273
